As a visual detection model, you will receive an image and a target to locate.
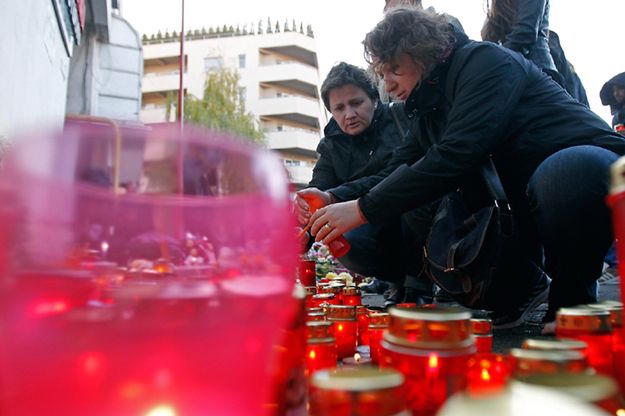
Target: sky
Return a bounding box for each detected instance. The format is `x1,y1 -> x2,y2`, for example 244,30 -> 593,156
121,0 -> 624,123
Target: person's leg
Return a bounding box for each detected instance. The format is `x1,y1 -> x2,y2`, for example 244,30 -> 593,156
526,145 -> 619,322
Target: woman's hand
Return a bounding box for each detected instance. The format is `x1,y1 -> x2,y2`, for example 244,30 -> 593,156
310,200 -> 367,244
294,188 -> 332,225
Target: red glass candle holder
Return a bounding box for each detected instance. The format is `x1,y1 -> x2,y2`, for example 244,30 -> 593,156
311,293 -> 338,308
470,318 -> 493,353
306,321 -> 338,375
395,303 -> 417,309
466,353 -> 512,396
342,286 -> 361,306
298,259 -> 317,287
327,305 -> 358,359
307,312 -> 326,322
368,312 -> 390,365
522,338 -> 588,353
510,348 -> 589,378
325,283 -> 345,304
309,368 -> 408,416
379,306 -> 475,416
588,301 -> 624,392
304,286 -> 317,309
356,305 -> 368,345
556,306 -> 614,376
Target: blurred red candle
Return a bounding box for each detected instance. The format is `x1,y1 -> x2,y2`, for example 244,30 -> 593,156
368,312 -> 390,365
298,259 -> 317,287
304,286 -> 317,309
556,306 -> 614,376
510,348 -> 590,378
466,353 -> 512,396
309,367 -> 408,416
311,293 -> 338,308
327,305 -> 358,359
470,318 -> 493,353
306,321 -> 337,375
356,305 -> 368,345
588,301 -> 625,392
379,306 -> 475,416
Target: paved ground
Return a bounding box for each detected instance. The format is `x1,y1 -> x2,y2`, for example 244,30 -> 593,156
361,277 -> 621,353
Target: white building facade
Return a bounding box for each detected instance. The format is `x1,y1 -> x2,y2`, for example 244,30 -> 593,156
140,23 -> 326,186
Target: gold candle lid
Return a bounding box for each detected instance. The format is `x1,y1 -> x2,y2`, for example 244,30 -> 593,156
470,318 -> 493,335
327,304 -> 357,321
304,286 -> 317,296
517,373 -> 618,404
522,338 -> 588,352
587,301 -> 623,327
610,156 -> 625,195
356,305 -> 366,315
311,367 -> 404,391
307,307 -> 323,313
556,306 -> 612,333
385,306 -> 474,350
312,293 -> 336,301
510,348 -> 589,377
306,321 -> 334,340
343,286 -> 360,296
369,312 -> 390,326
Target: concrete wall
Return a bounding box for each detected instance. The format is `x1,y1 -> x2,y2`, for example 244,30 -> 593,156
0,2 -> 72,139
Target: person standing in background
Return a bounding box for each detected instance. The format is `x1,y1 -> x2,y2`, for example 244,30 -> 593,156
600,72 -> 625,133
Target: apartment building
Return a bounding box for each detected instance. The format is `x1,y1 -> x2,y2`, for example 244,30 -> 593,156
140,21 -> 327,186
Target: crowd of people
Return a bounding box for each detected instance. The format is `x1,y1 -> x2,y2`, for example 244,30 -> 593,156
295,0 -> 625,334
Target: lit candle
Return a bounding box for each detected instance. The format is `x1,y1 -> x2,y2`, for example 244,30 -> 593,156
587,301 -> 625,393
368,312 -> 390,365
309,367 -> 408,416
311,293 -> 338,308
556,306 -> 614,377
510,348 -> 589,378
470,318 -> 493,353
297,259 -> 317,287
356,305 -> 368,345
342,352 -> 373,368
342,286 -> 361,306
465,353 -> 512,396
326,305 -> 358,359
379,306 -> 475,416
306,321 -> 337,376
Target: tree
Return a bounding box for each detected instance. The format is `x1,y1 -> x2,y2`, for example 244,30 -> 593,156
168,68 -> 264,143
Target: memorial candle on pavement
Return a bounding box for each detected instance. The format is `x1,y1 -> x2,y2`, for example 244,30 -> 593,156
304,286 -> 317,309
298,259 -> 317,287
466,353 -> 512,396
326,305 -> 358,359
510,348 -> 590,378
342,286 -> 361,306
368,312 -> 390,365
588,301 -> 625,392
379,306 -> 475,416
311,293 -> 338,308
556,306 -> 614,377
306,321 -> 337,375
470,318 -> 493,353
356,305 -> 368,345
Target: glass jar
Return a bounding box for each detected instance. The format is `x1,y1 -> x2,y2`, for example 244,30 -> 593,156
588,300 -> 625,393
380,306 -> 475,416
309,367 -> 409,416
368,312 -> 390,365
306,321 -> 337,376
327,305 -> 358,359
510,348 -> 590,378
470,318 -> 493,353
342,286 -> 361,306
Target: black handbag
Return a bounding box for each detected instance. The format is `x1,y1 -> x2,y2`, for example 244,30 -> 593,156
423,159 -> 542,311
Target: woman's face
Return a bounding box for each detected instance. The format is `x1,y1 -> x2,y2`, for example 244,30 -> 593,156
379,53 -> 425,102
328,84 -> 377,136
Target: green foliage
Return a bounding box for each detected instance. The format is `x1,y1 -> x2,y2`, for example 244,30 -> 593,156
174,68 -> 264,143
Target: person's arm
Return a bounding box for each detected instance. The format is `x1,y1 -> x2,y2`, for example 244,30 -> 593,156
503,0 -> 547,54
359,46 -> 529,224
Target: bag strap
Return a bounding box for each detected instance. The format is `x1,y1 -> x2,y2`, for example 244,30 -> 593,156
389,101 -> 410,140
480,158 -> 511,210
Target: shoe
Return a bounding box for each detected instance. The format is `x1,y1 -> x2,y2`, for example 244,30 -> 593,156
489,274 -> 551,329
384,285 -> 405,308
598,266 -> 619,285
359,278 -> 390,294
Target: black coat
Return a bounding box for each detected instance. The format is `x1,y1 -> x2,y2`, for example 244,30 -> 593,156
600,72 -> 625,128
358,29 -> 625,223
308,104 -> 405,202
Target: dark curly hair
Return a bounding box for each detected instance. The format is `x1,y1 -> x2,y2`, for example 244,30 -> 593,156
320,62 -> 379,111
481,0 -> 518,44
363,7 -> 453,79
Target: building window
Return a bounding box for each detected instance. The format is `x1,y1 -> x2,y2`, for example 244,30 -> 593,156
238,54 -> 246,68
284,159 -> 303,167
238,87 -> 246,102
277,125 -> 283,132
204,56 -> 223,72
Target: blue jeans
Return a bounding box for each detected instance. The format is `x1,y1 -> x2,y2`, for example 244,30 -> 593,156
525,145 -> 619,318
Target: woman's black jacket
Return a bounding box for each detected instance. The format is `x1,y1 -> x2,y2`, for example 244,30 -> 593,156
358,29 -> 625,224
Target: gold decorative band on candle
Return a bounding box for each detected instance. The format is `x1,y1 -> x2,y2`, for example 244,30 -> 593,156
306,321 -> 334,340
309,367 -> 409,416
515,373 -> 621,414
369,312 -> 390,326
307,307 -> 323,314
522,338 -> 588,352
326,304 -> 356,321
307,312 -> 326,322
510,348 -> 590,377
587,301 -> 623,328
385,306 -> 474,350
556,306 -> 612,333
342,286 -> 360,296
470,318 -> 493,335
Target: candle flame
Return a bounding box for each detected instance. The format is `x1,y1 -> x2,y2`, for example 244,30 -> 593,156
309,350 -> 316,360
101,241 -> 109,254
481,368 -> 491,382
145,405 -> 177,416
616,410 -> 625,416
428,353 -> 439,369
337,323 -> 344,332
354,353 -> 361,363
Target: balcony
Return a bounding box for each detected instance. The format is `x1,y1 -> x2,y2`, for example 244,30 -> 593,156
140,105 -> 168,123
266,130 -> 320,156
286,164 -> 313,186
257,63 -> 319,97
142,72 -> 180,94
256,96 -> 321,129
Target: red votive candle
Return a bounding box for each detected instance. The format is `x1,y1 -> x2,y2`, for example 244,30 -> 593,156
325,283 -> 345,304
306,321 -> 337,376
309,367 -> 408,416
466,353 -> 512,396
307,312 -> 326,322
522,338 -> 588,353
304,286 -> 317,309
298,259 -> 317,287
510,348 -> 590,378
470,318 -> 493,353
556,306 -> 614,377
327,305 -> 358,359
342,286 -> 361,306
588,301 -> 625,392
311,293 -> 338,308
368,312 -> 390,365
380,306 -> 475,416
356,305 -> 368,345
